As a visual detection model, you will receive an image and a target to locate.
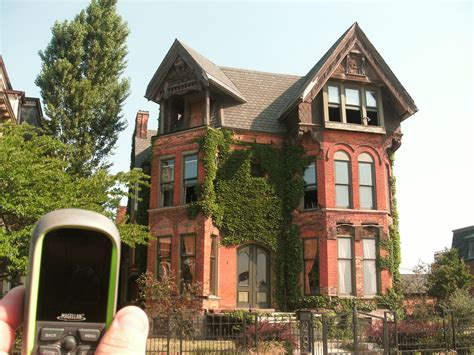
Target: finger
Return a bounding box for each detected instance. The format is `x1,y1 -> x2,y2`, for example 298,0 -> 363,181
0,286 -> 25,354
95,306 -> 149,354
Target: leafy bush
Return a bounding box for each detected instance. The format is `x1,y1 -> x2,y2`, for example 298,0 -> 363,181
136,271 -> 202,336
235,321 -> 297,354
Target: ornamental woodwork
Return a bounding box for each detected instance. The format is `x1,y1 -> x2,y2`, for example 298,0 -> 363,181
160,57 -> 201,98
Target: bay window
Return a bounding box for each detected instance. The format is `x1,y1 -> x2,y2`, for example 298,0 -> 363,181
358,153 -> 376,209
334,151 -> 352,208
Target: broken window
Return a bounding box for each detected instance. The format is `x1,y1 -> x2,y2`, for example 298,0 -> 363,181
160,158 -> 175,207
328,85 -> 342,122
303,162 -> 317,209
365,90 -> 379,126
345,87 -> 362,124
183,154 -> 198,204
325,83 -> 382,127
168,96 -> 185,133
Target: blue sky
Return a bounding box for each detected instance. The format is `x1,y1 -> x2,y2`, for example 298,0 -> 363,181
1,0 -> 473,272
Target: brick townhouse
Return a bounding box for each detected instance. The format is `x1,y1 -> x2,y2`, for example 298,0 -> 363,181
130,23 -> 417,310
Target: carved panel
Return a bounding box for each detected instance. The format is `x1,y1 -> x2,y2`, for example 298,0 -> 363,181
345,52 -> 366,76
160,57 -> 200,98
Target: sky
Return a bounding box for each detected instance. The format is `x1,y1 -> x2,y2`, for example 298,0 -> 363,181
1,0 -> 473,273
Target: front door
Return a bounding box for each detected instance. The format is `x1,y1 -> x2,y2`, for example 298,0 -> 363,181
237,244 -> 270,308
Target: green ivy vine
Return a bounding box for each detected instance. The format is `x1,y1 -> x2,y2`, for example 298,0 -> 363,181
189,128 -> 308,310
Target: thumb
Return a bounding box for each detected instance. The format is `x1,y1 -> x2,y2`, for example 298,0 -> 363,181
95,306 -> 149,354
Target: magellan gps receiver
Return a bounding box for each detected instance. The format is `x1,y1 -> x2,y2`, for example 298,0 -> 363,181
22,209 -> 121,355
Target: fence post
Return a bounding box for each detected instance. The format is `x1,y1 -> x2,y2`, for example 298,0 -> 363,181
394,311 -> 399,354
443,310 -> 449,352
255,313 -> 259,355
353,304 -> 359,355
166,316 -> 170,355
179,314 -> 183,355
242,313 -> 247,351
450,310 -> 456,351
383,312 -> 389,355
297,309 -> 314,354
322,313 -> 328,355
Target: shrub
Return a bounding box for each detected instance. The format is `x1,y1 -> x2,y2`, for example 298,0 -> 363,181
235,321 -> 297,354
136,271 -> 202,336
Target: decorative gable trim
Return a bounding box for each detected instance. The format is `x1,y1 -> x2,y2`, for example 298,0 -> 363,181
279,23 -> 418,122
145,40 -> 246,104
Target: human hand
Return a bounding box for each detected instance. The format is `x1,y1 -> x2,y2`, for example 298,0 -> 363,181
0,286 -> 149,354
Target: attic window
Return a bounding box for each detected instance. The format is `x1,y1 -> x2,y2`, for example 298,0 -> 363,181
324,83 -> 384,128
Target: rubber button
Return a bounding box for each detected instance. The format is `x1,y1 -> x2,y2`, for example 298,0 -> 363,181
76,346 -> 96,355
40,328 -> 64,341
61,335 -> 77,352
38,346 -> 61,355
78,328 -> 101,342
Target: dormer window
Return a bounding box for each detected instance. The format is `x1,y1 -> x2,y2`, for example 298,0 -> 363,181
324,83 -> 384,129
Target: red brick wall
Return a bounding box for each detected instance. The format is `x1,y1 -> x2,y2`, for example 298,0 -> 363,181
147,124 -> 395,309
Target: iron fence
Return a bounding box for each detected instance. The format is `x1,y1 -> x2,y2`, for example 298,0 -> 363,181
9,308 -> 474,354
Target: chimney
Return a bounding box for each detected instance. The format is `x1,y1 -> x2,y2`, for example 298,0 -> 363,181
135,110 -> 149,139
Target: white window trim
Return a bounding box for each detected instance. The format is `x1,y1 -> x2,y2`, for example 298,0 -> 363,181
323,83 -> 385,129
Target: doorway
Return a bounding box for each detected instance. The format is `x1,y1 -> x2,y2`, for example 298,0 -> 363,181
237,244 -> 270,308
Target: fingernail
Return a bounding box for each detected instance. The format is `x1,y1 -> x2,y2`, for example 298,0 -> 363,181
117,310 -> 148,332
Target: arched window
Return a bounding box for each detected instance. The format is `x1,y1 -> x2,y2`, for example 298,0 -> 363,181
334,151 -> 351,208
358,153 -> 375,209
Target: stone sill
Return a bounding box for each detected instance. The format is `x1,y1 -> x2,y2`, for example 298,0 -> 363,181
324,121 -> 386,134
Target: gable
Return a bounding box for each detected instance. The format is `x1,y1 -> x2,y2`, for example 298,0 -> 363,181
279,23 -> 417,122
145,39 -> 246,103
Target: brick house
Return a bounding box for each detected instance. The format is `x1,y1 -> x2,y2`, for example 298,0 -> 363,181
451,226 -> 474,294
135,23 -> 417,310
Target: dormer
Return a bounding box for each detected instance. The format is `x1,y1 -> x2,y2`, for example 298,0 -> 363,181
279,23 -> 417,139
145,40 -> 246,135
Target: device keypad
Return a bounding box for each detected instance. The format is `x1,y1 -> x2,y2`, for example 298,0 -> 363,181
38,345 -> 61,355
36,323 -> 103,354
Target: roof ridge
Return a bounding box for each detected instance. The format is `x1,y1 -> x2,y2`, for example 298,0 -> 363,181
220,66 -> 301,78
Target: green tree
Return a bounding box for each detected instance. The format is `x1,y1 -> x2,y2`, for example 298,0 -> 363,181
427,248 -> 473,302
36,0 -> 129,174
0,123 -> 149,281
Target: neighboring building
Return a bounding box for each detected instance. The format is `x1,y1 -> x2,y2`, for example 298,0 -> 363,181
401,273 -> 434,315
137,23 -> 417,310
452,226 -> 474,277
0,56 -> 43,126
0,56 -> 43,296
120,111 -> 157,305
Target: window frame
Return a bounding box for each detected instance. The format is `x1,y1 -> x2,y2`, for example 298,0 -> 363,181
468,239 -> 474,259
182,152 -> 198,205
180,234 -> 196,293
303,161 -> 318,210
362,237 -> 379,296
159,157 -> 175,207
334,151 -> 352,209
337,236 -> 355,296
358,153 -> 376,210
209,235 -> 218,295
156,236 -> 172,280
303,238 -> 320,295
323,82 -> 384,128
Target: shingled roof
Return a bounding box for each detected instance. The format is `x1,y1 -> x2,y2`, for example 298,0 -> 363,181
145,39 -> 245,103
133,130 -> 157,168
220,67 -> 303,133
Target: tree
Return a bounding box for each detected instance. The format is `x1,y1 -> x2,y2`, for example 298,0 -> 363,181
426,248 -> 473,302
36,0 -> 130,175
0,123 -> 149,281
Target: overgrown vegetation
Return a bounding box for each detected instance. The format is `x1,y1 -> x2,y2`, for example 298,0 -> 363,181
0,123 -> 150,281
190,128 -> 308,310
136,271 -> 202,336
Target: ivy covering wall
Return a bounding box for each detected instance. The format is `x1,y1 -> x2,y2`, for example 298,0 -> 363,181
189,128 -> 308,310
189,128 -> 403,312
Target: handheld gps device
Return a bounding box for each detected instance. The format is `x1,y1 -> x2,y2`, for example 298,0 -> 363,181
22,209 -> 121,355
